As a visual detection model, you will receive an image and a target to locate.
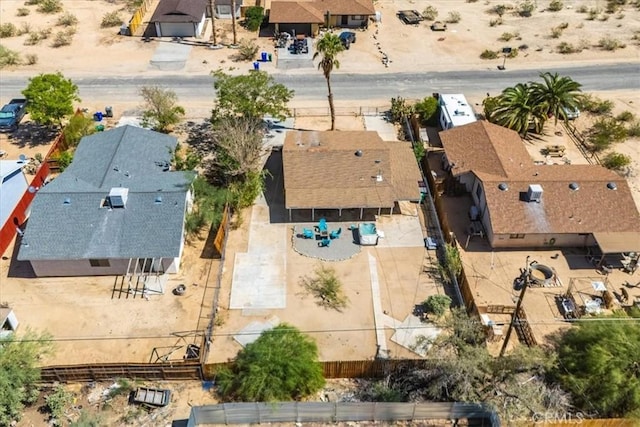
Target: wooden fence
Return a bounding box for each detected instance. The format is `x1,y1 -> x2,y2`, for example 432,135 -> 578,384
128,0 -> 153,36
39,362 -> 203,383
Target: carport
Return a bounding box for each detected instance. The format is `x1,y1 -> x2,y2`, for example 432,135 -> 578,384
592,232 -> 640,273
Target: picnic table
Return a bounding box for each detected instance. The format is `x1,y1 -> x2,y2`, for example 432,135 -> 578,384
545,144 -> 566,157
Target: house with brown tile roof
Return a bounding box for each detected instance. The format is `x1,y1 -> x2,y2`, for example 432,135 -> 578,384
282,131 -> 421,220
439,121 -> 640,251
150,0 -> 208,38
268,0 -> 375,36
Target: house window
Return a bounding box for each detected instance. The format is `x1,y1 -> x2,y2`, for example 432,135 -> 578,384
509,234 -> 525,239
352,15 -> 363,20
89,259 -> 110,267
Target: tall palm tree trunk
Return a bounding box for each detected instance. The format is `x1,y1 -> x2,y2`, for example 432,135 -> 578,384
326,76 -> 335,130
231,0 -> 237,45
209,0 -> 218,45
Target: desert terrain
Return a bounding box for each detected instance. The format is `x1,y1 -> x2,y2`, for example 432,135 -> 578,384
0,0 -> 639,425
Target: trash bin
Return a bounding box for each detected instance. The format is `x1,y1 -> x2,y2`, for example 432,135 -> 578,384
268,53 -> 273,62
261,51 -> 267,62
93,112 -> 103,122
105,106 -> 113,118
95,124 -> 105,132
253,61 -> 259,70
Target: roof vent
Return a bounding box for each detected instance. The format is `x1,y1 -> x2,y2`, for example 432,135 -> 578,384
569,182 -> 580,191
113,166 -> 120,172
607,182 -> 617,190
355,150 -> 363,157
498,183 -> 508,191
527,184 -> 543,203
63,197 -> 71,205
108,187 -> 129,208
155,196 -> 163,204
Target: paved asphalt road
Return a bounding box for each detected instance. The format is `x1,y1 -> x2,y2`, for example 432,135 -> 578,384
1,62 -> 638,105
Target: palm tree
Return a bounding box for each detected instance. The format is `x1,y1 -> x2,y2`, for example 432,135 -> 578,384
532,72 -> 582,125
209,0 -> 218,45
490,83 -> 544,137
231,0 -> 237,45
313,33 -> 344,131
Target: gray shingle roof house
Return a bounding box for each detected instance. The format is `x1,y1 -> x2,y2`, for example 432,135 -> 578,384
18,126 -> 195,277
150,0 -> 208,38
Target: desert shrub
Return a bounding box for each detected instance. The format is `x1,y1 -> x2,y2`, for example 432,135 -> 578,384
101,11 -> 122,28
588,117 -> 627,151
489,18 -> 503,26
602,152 -> 631,171
627,121 -> 640,137
548,0 -> 563,11
45,386 -> 73,424
51,29 -> 74,47
236,38 -> 259,61
423,295 -> 453,318
517,0 -> 536,16
17,22 -> 32,36
499,31 -> 518,41
605,0 -> 622,13
492,4 -> 509,16
579,95 -> 614,115
599,37 -> 625,50
480,49 -> 499,59
37,0 -> 63,14
17,7 -> 30,16
57,11 -> 78,27
0,44 -> 21,67
243,6 -> 264,31
557,42 -> 580,54
550,26 -> 564,38
598,13 -> 610,21
558,22 -> 569,29
446,11 -> 461,23
0,23 -> 18,38
576,5 -> 588,13
422,5 -> 439,20
506,47 -> 519,58
616,111 -> 635,122
518,43 -> 529,50
25,53 -> 38,64
24,0 -> 40,4
24,32 -> 41,45
587,8 -> 600,20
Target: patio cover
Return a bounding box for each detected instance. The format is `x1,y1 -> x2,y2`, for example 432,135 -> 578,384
593,231 -> 640,254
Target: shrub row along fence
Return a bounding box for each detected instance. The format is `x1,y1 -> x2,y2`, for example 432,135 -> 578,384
187,402 -> 501,427
291,105 -> 390,117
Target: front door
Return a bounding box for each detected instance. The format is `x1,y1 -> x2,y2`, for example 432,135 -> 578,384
341,15 -> 349,25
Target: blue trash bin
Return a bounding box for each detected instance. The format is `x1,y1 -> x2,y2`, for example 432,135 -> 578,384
253,61 -> 260,70
261,51 -> 267,62
93,112 -> 103,122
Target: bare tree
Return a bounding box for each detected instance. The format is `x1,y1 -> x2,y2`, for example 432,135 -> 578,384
209,116 -> 267,181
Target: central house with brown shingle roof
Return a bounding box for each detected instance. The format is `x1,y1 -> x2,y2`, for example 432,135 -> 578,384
268,0 -> 375,36
283,131 -> 422,221
439,121 -> 640,251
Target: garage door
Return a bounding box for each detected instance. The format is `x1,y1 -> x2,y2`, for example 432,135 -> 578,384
278,23 -> 311,37
158,22 -> 194,37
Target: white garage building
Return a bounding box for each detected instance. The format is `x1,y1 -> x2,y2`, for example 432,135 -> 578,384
150,0 -> 208,38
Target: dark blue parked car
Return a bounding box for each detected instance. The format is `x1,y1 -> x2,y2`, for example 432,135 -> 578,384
0,99 -> 28,132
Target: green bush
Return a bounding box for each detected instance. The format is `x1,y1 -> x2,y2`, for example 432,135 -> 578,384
0,23 -> 18,38
55,150 -> 74,170
480,49 -> 499,59
45,386 -> 73,425
548,0 -> 563,11
602,152 -> 631,171
0,44 -> 21,68
446,11 -> 461,23
415,96 -> 439,125
243,6 -> 264,32
626,120 -> 640,137
57,11 -> 78,27
422,5 -> 438,20
17,7 -> 30,16
51,28 -> 74,47
579,94 -> 614,115
588,117 -> 627,151
423,294 -> 452,317
37,0 -> 62,14
101,11 -> 122,28
616,111 -> 635,122
517,0 -> 536,17
499,31 -> 517,41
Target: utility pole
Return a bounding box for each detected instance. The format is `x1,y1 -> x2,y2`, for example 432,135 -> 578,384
499,255 -> 530,357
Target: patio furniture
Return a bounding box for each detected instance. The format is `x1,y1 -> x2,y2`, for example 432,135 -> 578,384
317,218 -> 327,232
584,297 -> 602,315
301,228 -> 314,239
318,238 -> 331,247
329,228 -> 342,239
561,298 -> 577,319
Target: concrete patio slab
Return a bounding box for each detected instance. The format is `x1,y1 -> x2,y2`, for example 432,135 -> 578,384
234,316 -> 280,347
375,214 -> 425,248
364,114 -> 398,141
149,42 -> 191,70
390,314 -> 441,357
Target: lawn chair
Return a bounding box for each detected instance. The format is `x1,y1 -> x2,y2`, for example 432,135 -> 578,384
329,227 -> 342,239
318,238 -> 331,247
318,218 -> 328,232
301,228 -> 314,239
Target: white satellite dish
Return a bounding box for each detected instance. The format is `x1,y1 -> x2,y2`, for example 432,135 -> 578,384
28,186 -> 36,193
18,154 -> 28,162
